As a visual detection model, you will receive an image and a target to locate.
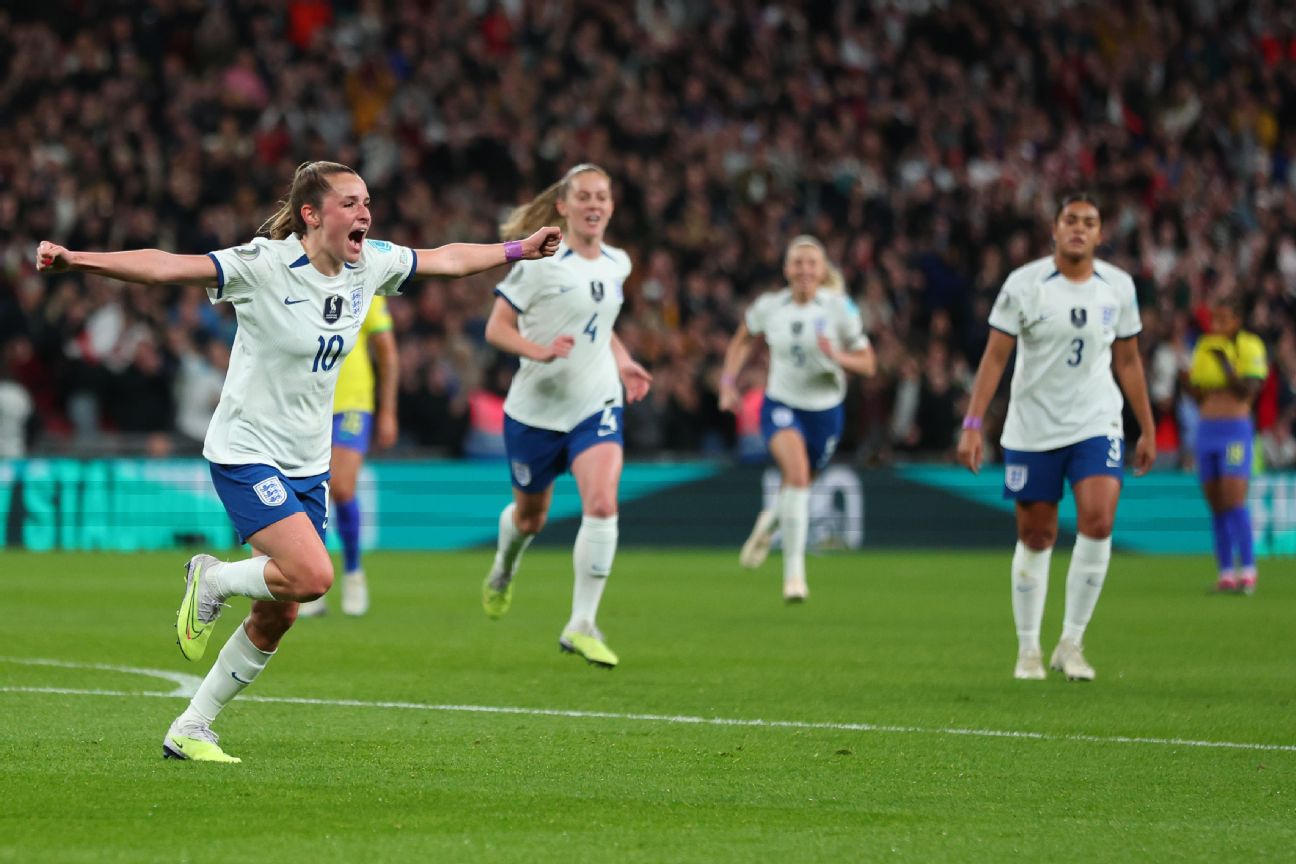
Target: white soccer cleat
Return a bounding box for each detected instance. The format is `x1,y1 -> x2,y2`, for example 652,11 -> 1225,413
783,575 -> 808,603
296,596 -> 327,618
341,569 -> 369,616
739,510 -> 777,568
1050,638 -> 1095,681
1014,648 -> 1046,680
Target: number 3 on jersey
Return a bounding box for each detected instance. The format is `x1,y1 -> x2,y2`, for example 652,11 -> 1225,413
312,335 -> 345,372
1067,338 -> 1084,367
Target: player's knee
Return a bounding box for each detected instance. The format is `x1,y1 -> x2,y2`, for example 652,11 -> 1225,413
1078,514 -> 1114,540
783,467 -> 811,487
1020,529 -> 1055,551
515,510 -> 547,535
583,497 -> 617,519
289,558 -> 335,600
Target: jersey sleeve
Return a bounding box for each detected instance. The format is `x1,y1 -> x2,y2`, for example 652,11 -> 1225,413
1238,334 -> 1269,379
494,261 -> 544,313
836,295 -> 870,351
987,272 -> 1027,336
744,295 -> 770,335
365,239 -> 417,296
1114,273 -> 1142,339
361,295 -> 393,337
206,238 -> 275,304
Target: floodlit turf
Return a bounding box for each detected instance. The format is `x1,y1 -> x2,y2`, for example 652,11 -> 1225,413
1,548 -> 1293,863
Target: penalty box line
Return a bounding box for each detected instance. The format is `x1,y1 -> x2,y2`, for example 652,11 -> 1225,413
2,684 -> 1295,755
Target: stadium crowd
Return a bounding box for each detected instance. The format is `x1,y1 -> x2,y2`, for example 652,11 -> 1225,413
1,0 -> 1295,471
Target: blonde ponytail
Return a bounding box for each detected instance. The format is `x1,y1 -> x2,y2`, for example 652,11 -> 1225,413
257,161 -> 357,240
500,163 -> 610,240
786,234 -> 845,294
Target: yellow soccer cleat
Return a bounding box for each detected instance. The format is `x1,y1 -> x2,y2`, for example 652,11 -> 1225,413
162,722 -> 241,764
482,573 -> 513,620
560,629 -> 619,668
176,554 -> 225,662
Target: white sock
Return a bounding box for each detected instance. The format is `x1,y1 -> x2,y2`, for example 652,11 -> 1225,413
177,624 -> 273,728
491,503 -> 535,586
568,514 -> 617,633
1012,541 -> 1052,653
210,556 -> 276,601
779,486 -> 810,586
1062,533 -> 1111,644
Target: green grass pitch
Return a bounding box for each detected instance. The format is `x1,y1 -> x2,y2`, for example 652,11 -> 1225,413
1,548 -> 1293,862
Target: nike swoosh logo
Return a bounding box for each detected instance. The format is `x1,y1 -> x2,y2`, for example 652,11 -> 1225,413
558,285 -> 576,293
231,672 -> 252,684
186,563 -> 204,639
283,297 -> 310,305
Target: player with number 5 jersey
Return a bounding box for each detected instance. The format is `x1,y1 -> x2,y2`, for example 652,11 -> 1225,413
36,160 -> 562,762
718,236 -> 875,602
958,193 -> 1156,683
481,164 -> 653,669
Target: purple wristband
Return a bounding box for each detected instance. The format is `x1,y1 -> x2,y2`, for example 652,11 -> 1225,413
962,416 -> 983,431
504,240 -> 524,262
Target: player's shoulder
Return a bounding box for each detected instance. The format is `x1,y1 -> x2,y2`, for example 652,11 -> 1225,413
1002,257 -> 1055,291
1237,330 -> 1267,355
751,286 -> 792,311
816,287 -> 858,315
597,243 -> 632,272
1094,258 -> 1136,291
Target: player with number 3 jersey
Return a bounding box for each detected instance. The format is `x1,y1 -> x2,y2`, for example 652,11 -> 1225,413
958,193 -> 1156,683
36,160 -> 562,762
480,164 -> 653,669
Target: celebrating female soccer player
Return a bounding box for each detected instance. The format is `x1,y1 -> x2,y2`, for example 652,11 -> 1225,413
957,193 -> 1155,682
1188,296 -> 1268,593
718,235 -> 875,602
480,164 -> 652,669
37,160 -> 561,761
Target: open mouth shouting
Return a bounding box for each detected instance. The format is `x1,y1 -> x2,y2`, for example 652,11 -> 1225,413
346,227 -> 368,258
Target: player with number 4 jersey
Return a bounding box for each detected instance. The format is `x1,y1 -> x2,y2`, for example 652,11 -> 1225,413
958,193 -> 1156,683
481,164 -> 653,669
37,160 -> 562,762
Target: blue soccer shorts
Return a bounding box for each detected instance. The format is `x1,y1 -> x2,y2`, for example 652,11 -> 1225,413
1001,435 -> 1124,502
209,462 -> 330,545
504,405 -> 624,492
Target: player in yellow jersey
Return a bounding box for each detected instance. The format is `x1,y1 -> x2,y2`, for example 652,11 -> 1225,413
1188,296 -> 1268,594
299,295 -> 398,616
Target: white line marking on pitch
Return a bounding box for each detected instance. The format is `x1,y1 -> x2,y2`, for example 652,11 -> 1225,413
0,657 -> 201,697
1,676 -> 1293,754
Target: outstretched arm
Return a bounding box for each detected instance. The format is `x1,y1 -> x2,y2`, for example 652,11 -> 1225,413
1112,337 -> 1157,476
484,296 -> 574,363
718,322 -> 759,413
956,329 -> 1016,473
36,241 -> 218,287
414,227 -> 562,279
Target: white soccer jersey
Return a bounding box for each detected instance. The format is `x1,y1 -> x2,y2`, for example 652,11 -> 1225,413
203,234 -> 416,476
746,287 -> 869,411
495,242 -> 631,432
988,256 -> 1141,451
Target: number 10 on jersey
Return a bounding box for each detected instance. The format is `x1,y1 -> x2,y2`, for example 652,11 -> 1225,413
313,335 -> 345,372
